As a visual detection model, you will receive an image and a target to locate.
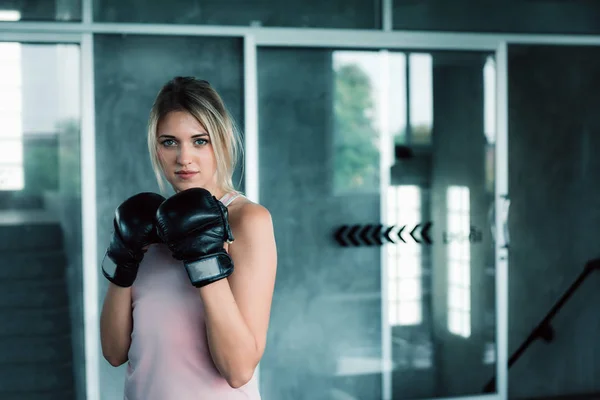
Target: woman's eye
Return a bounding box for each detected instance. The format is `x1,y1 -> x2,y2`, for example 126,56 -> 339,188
161,139 -> 176,147
195,139 -> 208,146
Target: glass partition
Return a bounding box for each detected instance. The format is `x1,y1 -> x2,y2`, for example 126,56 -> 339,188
257,46 -> 499,399
0,41 -> 82,399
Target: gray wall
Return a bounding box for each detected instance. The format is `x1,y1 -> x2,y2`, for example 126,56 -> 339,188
3,0 -> 81,21
93,0 -> 379,28
257,47 -> 383,400
393,0 -> 600,34
507,44 -> 600,399
93,34 -> 243,400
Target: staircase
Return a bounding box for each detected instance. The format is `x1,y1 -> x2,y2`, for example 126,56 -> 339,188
0,218 -> 75,399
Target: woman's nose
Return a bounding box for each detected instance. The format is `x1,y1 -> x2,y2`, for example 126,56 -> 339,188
177,144 -> 192,165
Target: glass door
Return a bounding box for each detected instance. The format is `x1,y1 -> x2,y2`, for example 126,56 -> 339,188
255,46 -> 504,399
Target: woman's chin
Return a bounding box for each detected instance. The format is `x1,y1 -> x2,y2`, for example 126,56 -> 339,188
171,180 -> 204,192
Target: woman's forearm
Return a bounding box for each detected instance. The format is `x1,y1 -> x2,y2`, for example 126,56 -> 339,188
199,279 -> 259,388
100,283 -> 133,366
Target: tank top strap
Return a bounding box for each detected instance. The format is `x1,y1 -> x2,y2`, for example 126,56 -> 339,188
218,191 -> 243,207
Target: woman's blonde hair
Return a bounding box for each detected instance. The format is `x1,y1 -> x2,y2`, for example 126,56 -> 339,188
147,77 -> 242,194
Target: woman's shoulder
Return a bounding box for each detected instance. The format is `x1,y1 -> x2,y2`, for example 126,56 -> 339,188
227,195 -> 272,233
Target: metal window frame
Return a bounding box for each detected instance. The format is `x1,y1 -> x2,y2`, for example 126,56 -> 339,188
0,30 -> 101,400
2,0 -> 599,399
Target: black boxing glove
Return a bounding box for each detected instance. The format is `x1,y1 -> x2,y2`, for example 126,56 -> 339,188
155,188 -> 235,287
101,192 -> 166,287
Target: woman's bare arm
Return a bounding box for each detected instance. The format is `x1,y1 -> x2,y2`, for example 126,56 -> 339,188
100,283 -> 133,366
199,203 -> 277,388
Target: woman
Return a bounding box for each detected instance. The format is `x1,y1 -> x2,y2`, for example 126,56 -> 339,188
100,77 -> 277,399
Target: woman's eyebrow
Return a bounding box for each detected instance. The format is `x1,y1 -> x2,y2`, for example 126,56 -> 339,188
157,133 -> 209,139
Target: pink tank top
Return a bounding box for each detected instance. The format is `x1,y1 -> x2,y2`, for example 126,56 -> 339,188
124,192 -> 260,400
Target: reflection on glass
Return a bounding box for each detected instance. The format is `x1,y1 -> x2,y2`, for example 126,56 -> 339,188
447,186 -> 471,338
258,47 -> 497,400
386,185 -> 422,326
484,56 -> 497,194
387,51 -> 497,399
391,53 -> 433,147
409,54 -> 433,146
389,54 -> 407,147
0,10 -> 21,21
333,51 -> 380,193
0,42 -> 24,191
484,56 -> 496,144
0,41 -> 81,398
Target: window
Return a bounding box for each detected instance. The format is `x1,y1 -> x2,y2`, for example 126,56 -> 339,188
408,53 -> 433,146
0,10 -> 21,21
447,186 -> 471,338
332,51 -> 381,194
387,185 -> 422,326
392,53 -> 433,147
484,56 -> 497,193
333,51 -> 435,194
484,56 -> 496,145
0,42 -> 24,191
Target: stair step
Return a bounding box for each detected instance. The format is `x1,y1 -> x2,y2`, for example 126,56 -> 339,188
0,390 -> 74,400
0,196 -> 45,211
0,224 -> 63,252
0,362 -> 73,392
0,251 -> 66,280
0,334 -> 72,364
0,307 -> 71,336
0,279 -> 68,308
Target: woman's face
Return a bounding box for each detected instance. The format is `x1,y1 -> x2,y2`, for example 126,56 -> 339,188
156,110 -> 219,194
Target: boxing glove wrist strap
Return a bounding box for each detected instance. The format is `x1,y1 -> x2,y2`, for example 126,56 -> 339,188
184,252 -> 234,288
101,251 -> 138,288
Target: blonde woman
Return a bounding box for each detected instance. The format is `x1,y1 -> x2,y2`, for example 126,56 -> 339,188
100,77 -> 277,399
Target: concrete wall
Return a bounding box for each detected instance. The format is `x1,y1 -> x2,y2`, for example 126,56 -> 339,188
507,44 -> 600,399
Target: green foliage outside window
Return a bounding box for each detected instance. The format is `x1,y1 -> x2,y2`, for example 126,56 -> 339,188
333,64 -> 380,193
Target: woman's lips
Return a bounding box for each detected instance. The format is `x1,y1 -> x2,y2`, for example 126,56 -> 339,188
175,171 -> 198,179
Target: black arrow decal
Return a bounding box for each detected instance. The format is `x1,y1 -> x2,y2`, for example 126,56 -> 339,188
384,226 -> 396,243
397,225 -> 406,243
347,225 -> 361,246
359,224 -> 374,246
410,224 -> 422,243
334,225 -> 349,246
372,224 -> 383,245
421,222 -> 433,244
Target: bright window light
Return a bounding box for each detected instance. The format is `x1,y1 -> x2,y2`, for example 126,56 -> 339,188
447,186 -> 471,338
484,56 -> 496,144
0,10 -> 21,21
409,53 -> 433,145
387,185 -> 423,326
0,42 -> 24,191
